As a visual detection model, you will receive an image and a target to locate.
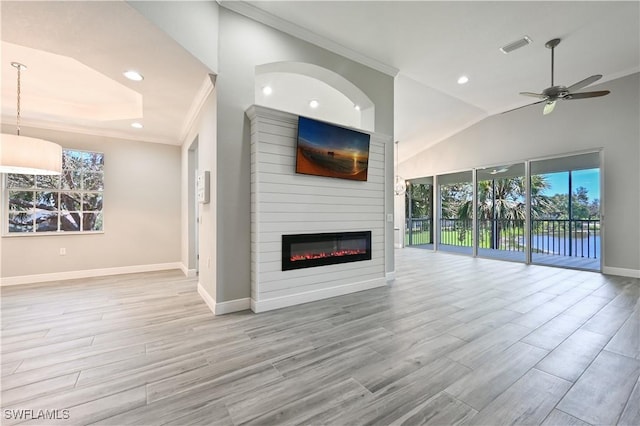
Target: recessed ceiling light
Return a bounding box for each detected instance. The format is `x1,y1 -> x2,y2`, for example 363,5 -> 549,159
123,70 -> 144,81
131,122 -> 143,129
457,75 -> 469,85
309,100 -> 319,108
354,104 -> 361,111
262,86 -> 273,95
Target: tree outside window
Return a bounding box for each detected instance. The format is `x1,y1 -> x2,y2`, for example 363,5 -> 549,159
6,149 -> 104,233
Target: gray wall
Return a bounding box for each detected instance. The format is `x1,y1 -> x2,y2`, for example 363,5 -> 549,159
401,73 -> 640,273
216,8 -> 395,303
182,89 -> 218,300
128,0 -> 219,73
1,126 -> 182,278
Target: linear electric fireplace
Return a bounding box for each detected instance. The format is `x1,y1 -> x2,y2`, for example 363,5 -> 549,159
282,231 -> 372,271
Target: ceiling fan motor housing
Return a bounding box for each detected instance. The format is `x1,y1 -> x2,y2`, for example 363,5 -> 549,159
543,86 -> 569,99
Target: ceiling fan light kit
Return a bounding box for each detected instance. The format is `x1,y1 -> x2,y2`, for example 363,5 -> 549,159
506,38 -> 610,115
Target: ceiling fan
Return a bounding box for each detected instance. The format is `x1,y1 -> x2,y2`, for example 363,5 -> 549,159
507,38 -> 610,115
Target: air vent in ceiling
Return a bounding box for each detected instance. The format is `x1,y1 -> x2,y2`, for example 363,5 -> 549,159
500,36 -> 532,54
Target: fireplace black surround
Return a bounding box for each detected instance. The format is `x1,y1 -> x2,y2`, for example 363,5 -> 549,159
282,231 -> 372,271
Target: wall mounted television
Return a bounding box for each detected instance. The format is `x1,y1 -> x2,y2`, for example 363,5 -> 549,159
296,116 -> 370,181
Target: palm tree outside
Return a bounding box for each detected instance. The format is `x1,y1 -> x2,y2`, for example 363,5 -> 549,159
457,175 -> 550,250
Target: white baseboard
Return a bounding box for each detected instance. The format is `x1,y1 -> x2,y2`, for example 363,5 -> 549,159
602,266 -> 640,278
197,282 -> 250,315
179,263 -> 198,278
251,277 -> 387,313
386,271 -> 396,282
0,262 -> 183,286
197,282 -> 217,315
215,298 -> 251,314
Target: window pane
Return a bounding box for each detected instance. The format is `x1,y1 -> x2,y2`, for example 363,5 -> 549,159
60,212 -> 81,232
63,150 -> 84,170
5,149 -> 103,235
7,174 -> 34,189
36,212 -> 59,232
83,152 -> 104,172
59,193 -> 81,211
36,175 -> 60,189
61,170 -> 82,190
9,191 -> 34,211
83,193 -> 103,211
571,168 -> 600,219
8,212 -> 34,233
83,172 -> 104,191
83,212 -> 103,231
35,191 -> 58,210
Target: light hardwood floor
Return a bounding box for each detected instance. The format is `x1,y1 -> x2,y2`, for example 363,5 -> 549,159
1,248 -> 638,425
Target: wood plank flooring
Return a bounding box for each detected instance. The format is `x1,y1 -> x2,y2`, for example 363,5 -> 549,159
1,248 -> 638,425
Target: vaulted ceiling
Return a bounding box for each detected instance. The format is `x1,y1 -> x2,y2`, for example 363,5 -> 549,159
2,1 -> 638,161
238,1 -> 640,162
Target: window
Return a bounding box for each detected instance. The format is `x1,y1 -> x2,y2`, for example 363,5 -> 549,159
5,149 -> 104,234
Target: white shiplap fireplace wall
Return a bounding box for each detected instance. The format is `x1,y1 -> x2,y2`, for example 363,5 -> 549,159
247,105 -> 389,313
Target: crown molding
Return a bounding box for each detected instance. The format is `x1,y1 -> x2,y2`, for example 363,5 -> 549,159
245,104 -> 298,124
179,73 -> 216,144
219,1 -> 399,78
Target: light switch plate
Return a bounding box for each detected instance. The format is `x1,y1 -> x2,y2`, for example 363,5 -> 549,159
197,170 -> 210,204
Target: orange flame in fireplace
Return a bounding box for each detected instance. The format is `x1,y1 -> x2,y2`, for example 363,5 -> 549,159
291,249 -> 367,262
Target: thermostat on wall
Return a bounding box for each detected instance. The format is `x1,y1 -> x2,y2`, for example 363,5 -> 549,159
197,170 -> 210,204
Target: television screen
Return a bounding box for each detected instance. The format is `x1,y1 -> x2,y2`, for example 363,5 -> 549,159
296,116 -> 370,181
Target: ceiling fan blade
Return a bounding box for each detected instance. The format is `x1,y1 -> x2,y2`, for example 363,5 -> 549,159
566,74 -> 602,92
519,92 -> 546,99
566,90 -> 610,100
543,101 -> 556,115
502,99 -> 546,114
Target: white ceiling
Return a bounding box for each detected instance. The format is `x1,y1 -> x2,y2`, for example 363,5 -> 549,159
241,1 -> 640,162
1,1 -> 639,160
1,1 -> 211,145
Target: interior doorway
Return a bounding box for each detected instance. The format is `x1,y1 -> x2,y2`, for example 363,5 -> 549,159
188,138 -> 199,276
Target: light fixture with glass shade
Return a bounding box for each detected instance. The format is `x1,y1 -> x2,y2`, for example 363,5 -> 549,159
0,62 -> 62,175
394,141 -> 406,196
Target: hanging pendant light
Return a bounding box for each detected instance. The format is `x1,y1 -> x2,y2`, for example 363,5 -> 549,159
0,62 -> 62,175
394,141 -> 406,196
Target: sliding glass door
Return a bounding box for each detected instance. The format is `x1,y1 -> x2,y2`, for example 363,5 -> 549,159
407,152 -> 601,272
530,152 -> 601,271
405,177 -> 434,249
476,163 -> 526,262
437,171 -> 473,255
